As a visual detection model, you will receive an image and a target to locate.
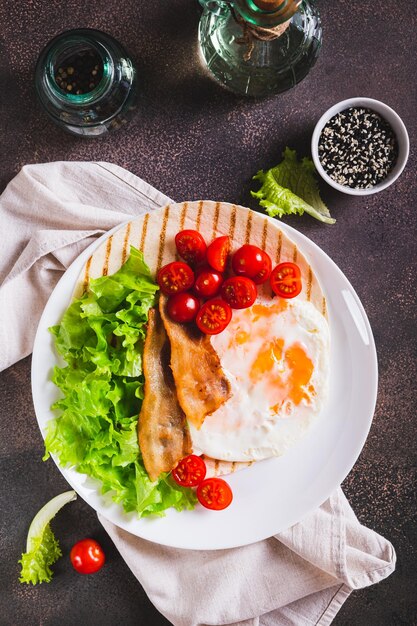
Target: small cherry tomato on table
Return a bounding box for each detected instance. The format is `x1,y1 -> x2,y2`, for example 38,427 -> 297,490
196,299 -> 232,335
270,262 -> 302,298
157,261 -> 194,296
206,236 -> 230,273
232,245 -> 271,284
171,454 -> 207,487
197,477 -> 233,510
175,230 -> 207,266
194,269 -> 223,298
70,538 -> 105,575
167,292 -> 200,323
221,276 -> 257,309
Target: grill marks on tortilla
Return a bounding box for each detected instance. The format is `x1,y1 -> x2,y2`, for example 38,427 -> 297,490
306,267 -> 313,301
138,308 -> 192,481
261,219 -> 268,251
121,222 -> 131,265
102,236 -> 113,276
139,213 -> 150,253
159,294 -> 232,430
275,230 -> 282,263
179,202 -> 188,231
211,202 -> 221,239
292,245 -> 298,263
245,210 -> 253,244
157,206 -> 170,271
229,205 -> 237,240
82,256 -> 92,294
196,200 -> 203,231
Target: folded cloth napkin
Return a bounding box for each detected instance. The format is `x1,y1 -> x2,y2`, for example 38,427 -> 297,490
0,162 -> 396,625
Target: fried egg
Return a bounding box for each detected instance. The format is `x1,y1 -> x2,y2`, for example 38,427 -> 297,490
189,297 -> 330,462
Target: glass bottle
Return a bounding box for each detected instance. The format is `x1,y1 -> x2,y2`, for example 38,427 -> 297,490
198,0 -> 322,97
35,28 -> 138,136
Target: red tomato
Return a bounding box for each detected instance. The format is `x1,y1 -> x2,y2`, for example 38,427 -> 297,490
197,477 -> 233,510
220,276 -> 257,309
194,269 -> 223,298
252,250 -> 272,285
206,236 -> 230,272
231,244 -> 269,280
171,454 -> 207,487
270,262 -> 302,298
196,298 -> 232,335
157,261 -> 194,296
167,292 -> 200,323
175,230 -> 207,266
70,539 -> 105,575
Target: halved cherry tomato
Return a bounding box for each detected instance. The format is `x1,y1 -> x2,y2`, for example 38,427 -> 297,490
196,298 -> 232,335
157,261 -> 194,296
220,276 -> 257,309
197,477 -> 233,510
171,454 -> 207,487
232,245 -> 271,283
167,292 -> 200,323
270,262 -> 302,298
206,236 -> 230,272
194,269 -> 223,298
70,538 -> 105,575
175,230 -> 207,266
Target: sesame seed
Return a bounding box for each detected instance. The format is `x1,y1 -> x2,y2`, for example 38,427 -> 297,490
318,107 -> 398,189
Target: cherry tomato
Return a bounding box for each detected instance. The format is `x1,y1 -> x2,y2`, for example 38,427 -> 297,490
231,244 -> 269,281
194,269 -> 223,298
171,454 -> 207,487
167,292 -> 200,323
220,276 -> 257,309
70,539 -> 105,575
270,262 -> 302,298
157,261 -> 194,296
196,298 -> 232,335
252,250 -> 272,285
197,477 -> 233,510
206,236 -> 230,273
175,230 -> 207,266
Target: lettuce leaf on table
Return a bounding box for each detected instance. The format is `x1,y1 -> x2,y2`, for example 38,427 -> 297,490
19,491 -> 77,585
45,246 -> 197,518
251,147 -> 335,224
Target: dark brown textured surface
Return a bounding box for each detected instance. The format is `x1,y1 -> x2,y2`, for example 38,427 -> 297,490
0,1 -> 416,625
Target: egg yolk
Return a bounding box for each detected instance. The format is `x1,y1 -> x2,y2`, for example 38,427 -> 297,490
250,339 -> 314,408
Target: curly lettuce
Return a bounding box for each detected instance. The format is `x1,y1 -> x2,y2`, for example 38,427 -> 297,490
251,147 -> 335,224
19,491 -> 77,584
44,246 -> 197,518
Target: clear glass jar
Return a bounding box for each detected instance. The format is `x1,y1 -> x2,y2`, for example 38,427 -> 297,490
35,28 -> 138,136
198,0 -> 322,98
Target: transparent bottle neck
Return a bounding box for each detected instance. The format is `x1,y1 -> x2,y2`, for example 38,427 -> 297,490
44,36 -> 114,107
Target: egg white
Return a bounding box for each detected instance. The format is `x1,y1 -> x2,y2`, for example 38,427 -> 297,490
189,297 -> 330,462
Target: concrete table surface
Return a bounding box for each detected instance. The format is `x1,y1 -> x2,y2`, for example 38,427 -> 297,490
0,1 -> 416,624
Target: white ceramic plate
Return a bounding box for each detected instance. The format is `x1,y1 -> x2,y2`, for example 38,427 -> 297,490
31,218 -> 377,550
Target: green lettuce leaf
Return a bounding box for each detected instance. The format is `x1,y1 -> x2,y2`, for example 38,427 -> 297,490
19,491 -> 77,584
251,147 -> 335,224
45,246 -> 197,518
19,525 -> 62,585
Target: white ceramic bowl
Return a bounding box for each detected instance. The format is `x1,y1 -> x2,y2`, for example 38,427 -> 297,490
311,97 -> 409,196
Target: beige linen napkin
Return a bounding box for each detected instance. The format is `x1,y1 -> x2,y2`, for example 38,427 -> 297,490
0,162 -> 396,625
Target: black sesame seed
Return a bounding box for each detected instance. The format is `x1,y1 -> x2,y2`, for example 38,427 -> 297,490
318,108 -> 398,189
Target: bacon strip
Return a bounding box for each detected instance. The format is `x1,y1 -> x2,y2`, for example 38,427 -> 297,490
138,308 -> 192,481
159,295 -> 232,430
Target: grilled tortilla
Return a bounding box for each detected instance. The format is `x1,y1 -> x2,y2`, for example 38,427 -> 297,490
74,201 -> 328,478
